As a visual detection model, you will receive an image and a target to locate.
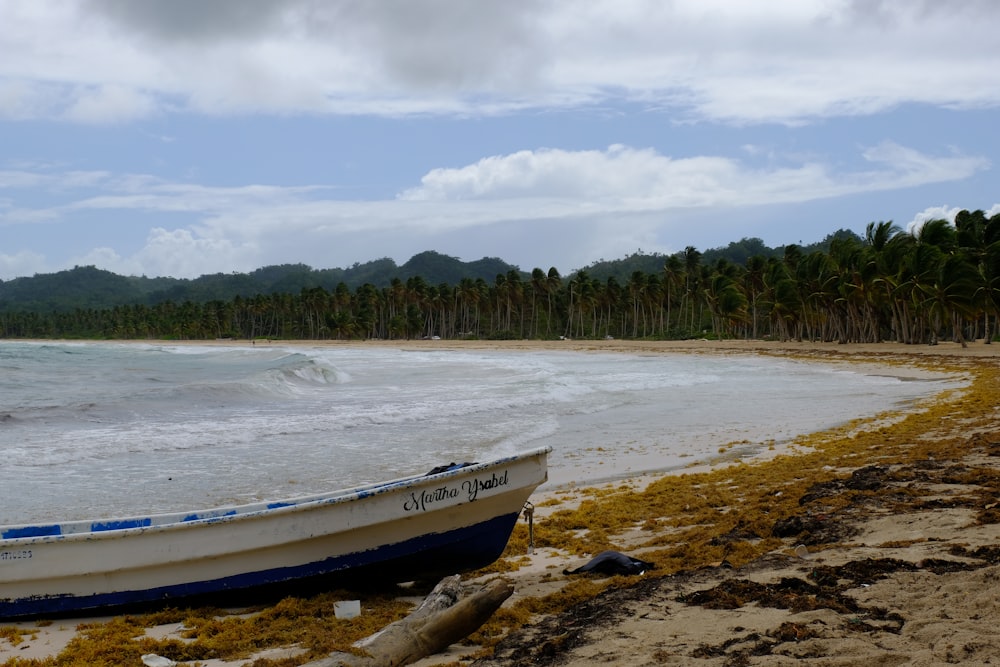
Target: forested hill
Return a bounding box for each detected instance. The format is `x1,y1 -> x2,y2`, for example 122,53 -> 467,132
579,229 -> 859,281
0,251 -> 519,313
0,232 -> 855,314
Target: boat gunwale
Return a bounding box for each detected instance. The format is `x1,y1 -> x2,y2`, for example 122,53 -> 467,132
0,446 -> 551,543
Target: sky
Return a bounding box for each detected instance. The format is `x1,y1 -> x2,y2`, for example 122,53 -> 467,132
1,1 -> 999,281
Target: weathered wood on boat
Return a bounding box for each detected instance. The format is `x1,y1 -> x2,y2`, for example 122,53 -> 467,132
305,576 -> 514,667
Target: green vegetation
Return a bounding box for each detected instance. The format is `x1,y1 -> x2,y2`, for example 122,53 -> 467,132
2,212 -> 999,344
0,252 -> 518,313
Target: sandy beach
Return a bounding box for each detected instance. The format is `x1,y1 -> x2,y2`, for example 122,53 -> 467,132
474,340 -> 1000,667
2,338 -> 999,666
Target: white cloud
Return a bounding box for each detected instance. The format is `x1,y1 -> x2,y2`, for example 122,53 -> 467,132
400,145 -> 685,202
0,249 -> 47,280
70,246 -> 133,275
133,228 -> 251,278
28,142 -> 980,238
63,84 -> 158,124
907,203 -> 1000,235
907,205 -> 966,234
57,171 -> 116,189
401,143 -> 987,209
857,142 -> 990,189
55,176 -> 332,215
0,170 -> 47,188
0,207 -> 58,226
68,230 -> 259,279
0,138 -> 991,279
0,80 -> 57,120
0,168 -> 114,191
1,0 -> 998,123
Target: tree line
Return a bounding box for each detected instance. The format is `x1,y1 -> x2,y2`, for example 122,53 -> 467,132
2,210 -> 998,346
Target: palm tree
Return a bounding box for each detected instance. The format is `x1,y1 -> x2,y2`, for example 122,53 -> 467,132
743,255 -> 767,339
703,260 -> 748,338
493,273 -> 510,335
603,276 -> 623,338
906,219 -> 961,344
681,246 -> 702,334
916,252 -> 979,346
353,283 -> 382,339
662,255 -> 684,334
764,257 -> 801,341
404,276 -> 430,338
626,271 -> 648,337
505,270 -> 526,337
546,267 -> 563,337
956,209 -> 1000,343
530,268 -> 547,338
453,278 -> 477,337
978,213 -> 1000,343
864,221 -> 910,343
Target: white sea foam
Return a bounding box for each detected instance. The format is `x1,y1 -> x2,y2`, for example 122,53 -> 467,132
0,341 -> 962,524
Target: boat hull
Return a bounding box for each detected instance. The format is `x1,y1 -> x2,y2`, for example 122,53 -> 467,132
0,447 -> 549,619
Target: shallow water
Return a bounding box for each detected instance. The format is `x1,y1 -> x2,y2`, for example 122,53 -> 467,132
0,341 -> 956,524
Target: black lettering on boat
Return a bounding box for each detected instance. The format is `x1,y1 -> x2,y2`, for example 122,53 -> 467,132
402,470 -> 511,511
403,485 -> 460,512
462,470 -> 510,502
0,550 -> 33,562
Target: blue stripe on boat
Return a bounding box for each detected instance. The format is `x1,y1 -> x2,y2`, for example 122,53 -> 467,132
90,518 -> 152,532
0,525 -> 61,539
266,502 -> 294,510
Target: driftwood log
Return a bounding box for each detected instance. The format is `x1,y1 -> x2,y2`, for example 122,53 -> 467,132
302,575 -> 514,667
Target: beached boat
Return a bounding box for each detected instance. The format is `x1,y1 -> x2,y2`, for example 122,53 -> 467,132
0,447 -> 550,619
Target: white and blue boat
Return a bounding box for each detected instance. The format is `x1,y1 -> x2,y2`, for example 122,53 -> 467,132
0,447 -> 550,619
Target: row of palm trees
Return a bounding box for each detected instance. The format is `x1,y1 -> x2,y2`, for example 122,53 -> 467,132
3,210 -> 998,345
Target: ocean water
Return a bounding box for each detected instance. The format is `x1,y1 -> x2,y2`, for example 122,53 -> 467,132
0,341 -> 956,524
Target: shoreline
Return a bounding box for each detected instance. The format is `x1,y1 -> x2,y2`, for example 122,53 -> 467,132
0,339 -> 996,666
8,334 -> 1000,354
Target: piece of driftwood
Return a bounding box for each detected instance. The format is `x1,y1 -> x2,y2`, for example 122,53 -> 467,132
303,575 -> 514,667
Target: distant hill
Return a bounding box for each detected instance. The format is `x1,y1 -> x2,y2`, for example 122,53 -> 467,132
0,252 -> 525,313
396,251 -> 517,285
0,231 -> 861,313
579,229 -> 861,282
0,266 -> 149,313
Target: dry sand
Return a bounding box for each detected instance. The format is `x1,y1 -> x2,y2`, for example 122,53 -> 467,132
2,338 -> 999,666
471,340 -> 1000,667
